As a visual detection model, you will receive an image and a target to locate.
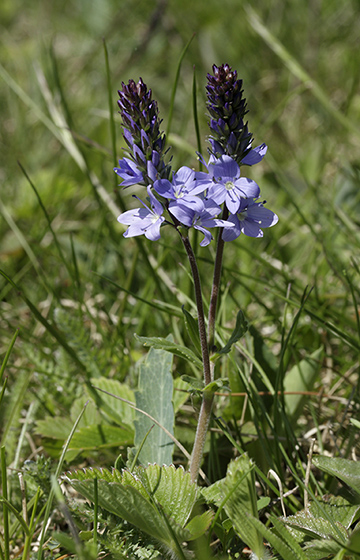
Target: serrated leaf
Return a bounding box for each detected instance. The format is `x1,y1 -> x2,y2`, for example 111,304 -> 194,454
283,346 -> 323,421
134,339 -> 175,466
88,377 -> 135,427
217,310 -> 248,355
65,464 -> 200,554
69,478 -> 172,546
35,416 -> 74,439
67,424 -> 133,451
313,455 -> 360,495
135,464 -> 197,527
182,306 -> 201,356
64,466 -> 122,483
135,334 -> 203,368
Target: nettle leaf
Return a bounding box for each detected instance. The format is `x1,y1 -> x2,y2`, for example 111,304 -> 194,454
217,310 -> 248,355
313,455 -> 360,495
134,338 -> 174,466
135,334 -> 203,368
283,346 -> 323,421
64,464 -> 205,552
135,464 -> 197,527
69,478 -> 172,546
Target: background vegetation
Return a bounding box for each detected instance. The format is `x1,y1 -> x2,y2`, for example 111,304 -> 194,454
1,0 -> 360,557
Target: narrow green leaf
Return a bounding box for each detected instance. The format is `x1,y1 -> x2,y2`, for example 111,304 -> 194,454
166,33 -> 196,139
135,334 -> 203,368
182,306 -> 201,356
134,337 -> 175,465
217,310 -> 248,355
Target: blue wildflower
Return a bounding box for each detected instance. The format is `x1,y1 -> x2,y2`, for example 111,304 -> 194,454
198,155 -> 261,214
117,186 -> 165,241
114,157 -> 144,187
169,199 -> 234,247
154,166 -> 207,213
222,199 -> 278,241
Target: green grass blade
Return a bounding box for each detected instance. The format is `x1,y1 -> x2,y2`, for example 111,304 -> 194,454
37,401 -> 89,560
166,33 -> 196,139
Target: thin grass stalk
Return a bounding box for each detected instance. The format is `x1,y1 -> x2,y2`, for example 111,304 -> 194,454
1,447 -> 9,560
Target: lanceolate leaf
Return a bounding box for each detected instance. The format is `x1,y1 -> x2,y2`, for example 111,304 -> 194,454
135,334 -> 203,368
134,337 -> 175,465
217,310 -> 248,355
182,306 -> 202,356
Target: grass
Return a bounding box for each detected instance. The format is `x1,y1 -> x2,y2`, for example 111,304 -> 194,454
1,0 -> 360,558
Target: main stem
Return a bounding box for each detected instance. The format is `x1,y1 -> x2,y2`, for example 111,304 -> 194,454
180,234 -> 213,482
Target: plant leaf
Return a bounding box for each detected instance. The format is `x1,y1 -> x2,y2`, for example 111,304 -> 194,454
217,310 -> 248,355
67,424 -> 134,451
135,334 -> 203,368
134,337 -> 175,465
313,455 -> 360,495
182,306 -> 201,356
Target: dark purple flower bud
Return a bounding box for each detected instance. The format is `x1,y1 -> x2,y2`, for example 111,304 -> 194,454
117,78 -> 171,185
206,64 -> 255,165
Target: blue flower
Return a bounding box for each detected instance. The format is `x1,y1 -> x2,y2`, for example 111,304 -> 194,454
198,155 -> 261,214
241,143 -> 268,166
117,186 -> 165,241
169,199 -> 234,247
114,158 -> 144,187
222,199 -> 278,241
154,166 -> 207,212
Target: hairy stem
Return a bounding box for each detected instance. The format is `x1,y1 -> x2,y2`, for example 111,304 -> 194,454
189,392 -> 214,483
180,233 -> 214,482
208,207 -> 228,352
180,234 -> 211,386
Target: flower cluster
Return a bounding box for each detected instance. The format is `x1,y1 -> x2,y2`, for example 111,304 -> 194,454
116,65 -> 278,246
